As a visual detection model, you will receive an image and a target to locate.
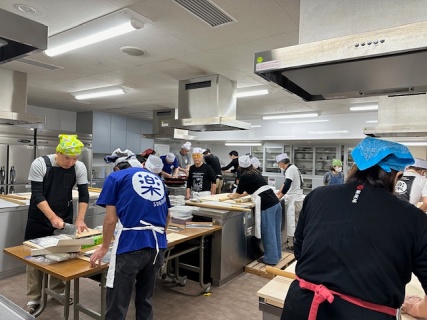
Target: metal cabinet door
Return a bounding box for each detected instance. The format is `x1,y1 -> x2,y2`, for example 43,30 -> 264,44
8,145 -> 34,185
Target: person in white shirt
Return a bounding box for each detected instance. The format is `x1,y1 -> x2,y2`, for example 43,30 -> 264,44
395,158 -> 427,212
276,153 -> 305,250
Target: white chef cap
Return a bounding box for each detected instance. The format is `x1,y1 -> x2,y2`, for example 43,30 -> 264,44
239,155 -> 252,168
145,155 -> 163,174
166,152 -> 175,162
276,153 -> 289,163
412,158 -> 427,169
192,147 -> 204,154
251,157 -> 261,169
182,141 -> 192,150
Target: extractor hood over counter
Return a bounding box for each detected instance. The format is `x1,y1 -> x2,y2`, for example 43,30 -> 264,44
143,109 -> 197,141
254,21 -> 427,101
0,8 -> 48,64
163,75 -> 251,131
0,68 -> 45,125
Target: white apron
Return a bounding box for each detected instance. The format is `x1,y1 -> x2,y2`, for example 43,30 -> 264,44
251,185 -> 275,239
106,220 -> 165,288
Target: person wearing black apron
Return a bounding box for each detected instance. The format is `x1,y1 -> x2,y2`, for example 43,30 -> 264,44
395,158 -> 427,212
24,134 -> 89,314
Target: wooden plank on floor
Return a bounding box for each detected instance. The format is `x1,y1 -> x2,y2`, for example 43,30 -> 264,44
245,251 -> 296,279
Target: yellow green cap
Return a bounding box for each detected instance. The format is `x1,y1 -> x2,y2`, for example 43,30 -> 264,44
332,159 -> 342,167
56,134 -> 84,156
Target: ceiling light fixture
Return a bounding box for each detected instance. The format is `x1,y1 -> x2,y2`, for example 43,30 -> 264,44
250,125 -> 262,128
73,86 -> 125,100
225,142 -> 262,146
365,120 -> 378,123
262,112 -> 319,120
45,8 -> 151,57
278,119 -> 329,124
400,141 -> 427,146
236,89 -> 269,98
349,105 -> 378,111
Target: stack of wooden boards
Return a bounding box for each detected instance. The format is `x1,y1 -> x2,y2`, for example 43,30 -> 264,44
23,228 -> 102,257
185,193 -> 254,212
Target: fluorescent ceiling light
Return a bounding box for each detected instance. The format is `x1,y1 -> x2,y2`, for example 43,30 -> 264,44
308,130 -> 349,135
44,8 -> 150,57
400,142 -> 427,146
250,125 -> 262,128
237,89 -> 269,98
225,142 -> 262,146
263,112 -> 319,120
365,120 -> 378,123
74,87 -> 125,100
278,119 -> 329,124
350,105 -> 378,111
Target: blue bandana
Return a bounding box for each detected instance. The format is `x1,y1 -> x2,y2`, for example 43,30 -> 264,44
351,137 -> 414,172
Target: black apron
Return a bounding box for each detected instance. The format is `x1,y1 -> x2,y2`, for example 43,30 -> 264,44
24,156 -> 76,240
395,175 -> 415,202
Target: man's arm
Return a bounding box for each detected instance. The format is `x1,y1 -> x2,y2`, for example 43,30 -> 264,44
277,178 -> 292,198
75,183 -> 89,232
90,205 -> 118,267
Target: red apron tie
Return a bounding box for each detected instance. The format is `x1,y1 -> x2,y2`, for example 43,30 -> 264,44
296,276 -> 397,320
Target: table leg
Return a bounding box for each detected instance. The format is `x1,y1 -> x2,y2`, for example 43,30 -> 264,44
198,235 -> 211,293
74,278 -> 80,320
100,271 -> 106,320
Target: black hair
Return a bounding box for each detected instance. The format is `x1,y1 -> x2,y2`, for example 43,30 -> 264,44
114,161 -> 132,171
346,164 -> 399,193
203,149 -> 211,155
279,158 -> 291,165
229,150 -> 238,157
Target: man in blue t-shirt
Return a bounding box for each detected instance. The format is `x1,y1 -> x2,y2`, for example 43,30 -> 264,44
160,152 -> 179,178
90,149 -> 170,320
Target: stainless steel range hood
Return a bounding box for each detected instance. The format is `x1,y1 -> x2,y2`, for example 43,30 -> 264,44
0,8 -> 48,64
0,68 -> 45,125
143,109 -> 197,140
254,21 -> 427,101
164,75 -> 251,131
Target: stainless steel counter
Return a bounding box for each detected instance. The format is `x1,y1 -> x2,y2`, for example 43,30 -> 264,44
193,207 -> 259,287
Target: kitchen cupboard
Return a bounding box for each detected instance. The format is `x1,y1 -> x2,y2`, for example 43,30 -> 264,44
250,145 -> 263,170
264,144 -> 290,173
77,111 -> 149,154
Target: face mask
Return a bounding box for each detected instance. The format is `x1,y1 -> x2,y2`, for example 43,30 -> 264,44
335,167 -> 342,173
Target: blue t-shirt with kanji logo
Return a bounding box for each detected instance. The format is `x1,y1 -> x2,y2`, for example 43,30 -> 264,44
96,167 -> 170,254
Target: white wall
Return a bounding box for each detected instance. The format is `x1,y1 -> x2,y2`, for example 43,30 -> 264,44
299,0 -> 427,43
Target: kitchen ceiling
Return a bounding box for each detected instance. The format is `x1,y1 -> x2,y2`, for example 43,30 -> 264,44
0,0 -> 378,123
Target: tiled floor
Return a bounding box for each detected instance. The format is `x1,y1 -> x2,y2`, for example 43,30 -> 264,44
0,270 -> 271,320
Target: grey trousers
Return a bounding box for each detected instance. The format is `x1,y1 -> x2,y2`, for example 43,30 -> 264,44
106,248 -> 165,320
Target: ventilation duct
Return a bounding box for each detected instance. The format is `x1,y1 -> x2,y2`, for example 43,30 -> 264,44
173,0 -> 235,27
0,68 -> 45,125
163,75 -> 251,131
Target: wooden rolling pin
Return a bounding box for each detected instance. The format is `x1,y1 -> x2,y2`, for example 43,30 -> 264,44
0,195 -> 27,205
218,195 -> 252,203
88,187 -> 102,192
265,266 -> 296,280
0,194 -> 27,200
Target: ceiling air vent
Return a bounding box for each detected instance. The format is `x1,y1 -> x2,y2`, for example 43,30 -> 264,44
173,0 -> 236,27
